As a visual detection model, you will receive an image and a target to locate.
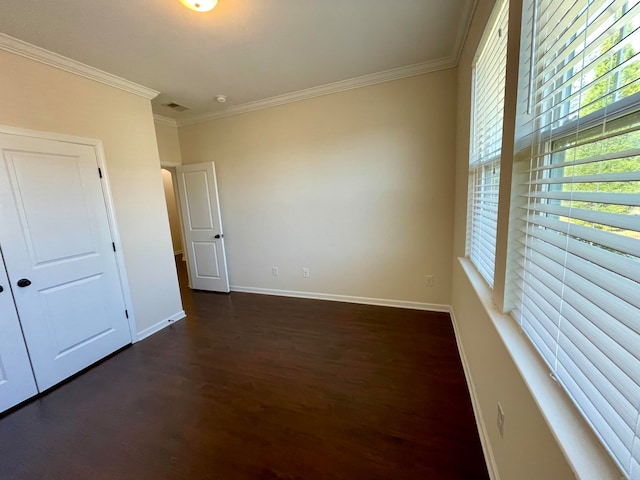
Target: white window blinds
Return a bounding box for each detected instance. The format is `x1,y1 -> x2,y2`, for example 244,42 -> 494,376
468,0 -> 509,287
514,0 -> 640,477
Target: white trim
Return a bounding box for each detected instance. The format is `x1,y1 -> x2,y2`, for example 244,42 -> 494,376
0,124 -> 140,344
94,141 -> 140,344
176,58 -> 457,126
457,257 -> 624,480
454,0 -> 479,64
153,115 -> 178,127
136,310 -> 186,342
0,33 -> 159,100
449,306 -> 501,480
0,124 -> 111,146
174,250 -> 183,256
160,160 -> 181,168
229,285 -> 450,312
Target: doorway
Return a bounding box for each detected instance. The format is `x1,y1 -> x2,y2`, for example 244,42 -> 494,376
161,163 -> 230,293
161,168 -> 184,260
161,167 -> 190,293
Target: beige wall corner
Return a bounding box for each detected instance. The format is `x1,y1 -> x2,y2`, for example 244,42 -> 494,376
155,121 -> 183,167
0,49 -> 183,335
177,71 -> 457,305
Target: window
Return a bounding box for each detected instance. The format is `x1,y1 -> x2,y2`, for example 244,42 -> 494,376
513,0 -> 640,476
467,0 -> 509,287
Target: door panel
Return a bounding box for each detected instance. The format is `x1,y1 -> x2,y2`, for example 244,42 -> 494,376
176,162 -> 230,292
41,274 -> 113,358
0,133 -> 132,392
0,257 -> 38,414
183,171 -> 214,229
10,151 -> 96,263
193,242 -> 220,277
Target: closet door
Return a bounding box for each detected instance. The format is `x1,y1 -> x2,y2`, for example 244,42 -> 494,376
0,254 -> 38,413
0,133 -> 132,392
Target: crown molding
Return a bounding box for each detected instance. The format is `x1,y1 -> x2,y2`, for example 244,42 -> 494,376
176,56 -> 456,127
153,114 -> 178,127
0,33 -> 159,100
454,0 -> 479,64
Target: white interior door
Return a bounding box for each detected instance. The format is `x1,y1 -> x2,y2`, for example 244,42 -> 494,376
0,133 -> 132,392
0,254 -> 38,413
176,162 -> 230,292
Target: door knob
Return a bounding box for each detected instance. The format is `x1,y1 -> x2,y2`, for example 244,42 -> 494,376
214,234 -> 223,239
17,279 -> 31,288
0,285 -> 3,293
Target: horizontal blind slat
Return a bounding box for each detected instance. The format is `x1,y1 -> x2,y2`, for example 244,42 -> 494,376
519,224 -> 640,283
525,213 -> 640,257
523,202 -> 640,233
467,0 -> 508,291
556,358 -> 635,469
523,233 -> 640,309
513,1 -> 640,476
558,322 -> 640,423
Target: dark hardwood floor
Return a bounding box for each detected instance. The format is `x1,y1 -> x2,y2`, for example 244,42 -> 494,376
0,257 -> 488,479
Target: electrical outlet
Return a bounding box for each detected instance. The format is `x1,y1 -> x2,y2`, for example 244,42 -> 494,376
497,402 -> 505,438
425,275 -> 434,286
272,267 -> 279,276
302,267 -> 310,278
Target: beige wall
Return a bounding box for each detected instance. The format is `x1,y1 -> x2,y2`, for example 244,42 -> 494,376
450,0 -> 575,478
0,49 -> 183,335
177,71 -> 457,305
161,168 -> 184,254
155,122 -> 182,166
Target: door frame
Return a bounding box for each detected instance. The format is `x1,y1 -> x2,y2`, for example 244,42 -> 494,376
0,124 -> 138,342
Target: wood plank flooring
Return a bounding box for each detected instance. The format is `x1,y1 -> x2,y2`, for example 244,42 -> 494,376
0,258 -> 488,479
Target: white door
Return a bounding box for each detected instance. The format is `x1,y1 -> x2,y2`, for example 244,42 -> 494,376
176,162 -> 230,292
0,133 -> 132,392
0,255 -> 38,413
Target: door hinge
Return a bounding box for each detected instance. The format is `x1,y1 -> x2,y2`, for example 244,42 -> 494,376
98,167 -> 103,178
125,309 -> 129,319
112,242 -> 116,252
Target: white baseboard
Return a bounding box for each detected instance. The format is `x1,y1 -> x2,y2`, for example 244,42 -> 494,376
136,310 -> 186,342
229,285 -> 450,312
449,306 -> 500,480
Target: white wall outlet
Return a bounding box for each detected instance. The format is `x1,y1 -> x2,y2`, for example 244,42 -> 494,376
302,267 -> 310,278
425,275 -> 434,286
497,402 -> 505,438
272,266 -> 279,276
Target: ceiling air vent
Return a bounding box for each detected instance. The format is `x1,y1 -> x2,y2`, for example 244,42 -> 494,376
162,102 -> 190,112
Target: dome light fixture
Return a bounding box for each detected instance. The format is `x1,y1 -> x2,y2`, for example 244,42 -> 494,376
179,0 -> 218,12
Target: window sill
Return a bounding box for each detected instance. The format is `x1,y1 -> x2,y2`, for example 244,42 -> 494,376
457,257 -> 624,480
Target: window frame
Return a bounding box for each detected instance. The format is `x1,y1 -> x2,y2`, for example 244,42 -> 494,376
466,0 -> 510,288
505,0 -> 640,476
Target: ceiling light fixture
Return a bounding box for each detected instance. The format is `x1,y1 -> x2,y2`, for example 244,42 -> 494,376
179,0 -> 218,12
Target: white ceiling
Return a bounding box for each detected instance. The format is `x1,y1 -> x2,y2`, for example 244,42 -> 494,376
0,0 -> 475,122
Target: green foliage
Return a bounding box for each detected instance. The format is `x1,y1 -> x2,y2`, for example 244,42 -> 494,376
580,35 -> 640,117
553,24 -> 640,235
556,123 -> 640,234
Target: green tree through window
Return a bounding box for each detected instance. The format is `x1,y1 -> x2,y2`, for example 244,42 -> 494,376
552,3 -> 640,240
